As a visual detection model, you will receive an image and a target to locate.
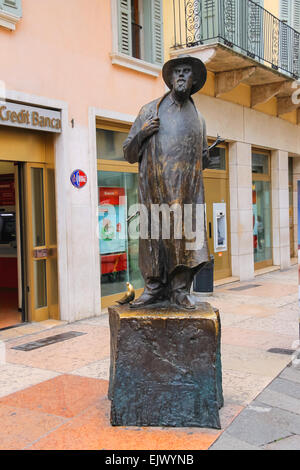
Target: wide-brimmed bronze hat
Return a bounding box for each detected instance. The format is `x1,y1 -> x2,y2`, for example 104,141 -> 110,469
162,55 -> 207,95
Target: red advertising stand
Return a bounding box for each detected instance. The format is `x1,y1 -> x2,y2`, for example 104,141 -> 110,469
99,187 -> 127,277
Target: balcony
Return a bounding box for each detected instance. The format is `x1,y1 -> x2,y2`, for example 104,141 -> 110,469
171,0 -> 300,117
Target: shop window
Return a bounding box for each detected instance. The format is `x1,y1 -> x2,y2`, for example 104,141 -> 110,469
252,181 -> 272,266
117,0 -> 163,65
208,146 -> 226,171
96,129 -> 128,162
96,123 -> 143,303
97,171 -> 143,298
252,152 -> 269,175
288,157 -> 294,257
252,151 -> 272,268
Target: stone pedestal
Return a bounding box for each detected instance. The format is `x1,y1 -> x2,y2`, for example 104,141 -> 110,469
108,303 -> 223,429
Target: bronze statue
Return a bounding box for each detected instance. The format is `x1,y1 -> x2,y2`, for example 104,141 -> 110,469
123,55 -> 211,310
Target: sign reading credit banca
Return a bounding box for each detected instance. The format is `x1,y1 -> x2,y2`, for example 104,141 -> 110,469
0,101 -> 62,133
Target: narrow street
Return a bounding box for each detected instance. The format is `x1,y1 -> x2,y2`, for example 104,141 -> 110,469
0,265 -> 298,450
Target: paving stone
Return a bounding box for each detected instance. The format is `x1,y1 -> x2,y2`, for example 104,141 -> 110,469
266,408 -> 300,435
209,432 -> 261,450
235,315 -> 298,337
77,315 -> 109,327
0,364 -> 60,398
255,389 -> 300,416
280,367 -> 300,384
269,378 -> 300,401
226,405 -> 293,446
262,435 -> 300,450
222,369 -> 273,406
221,344 -> 290,378
71,358 -> 110,380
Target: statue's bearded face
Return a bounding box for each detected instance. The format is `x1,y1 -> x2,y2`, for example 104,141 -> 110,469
171,64 -> 194,95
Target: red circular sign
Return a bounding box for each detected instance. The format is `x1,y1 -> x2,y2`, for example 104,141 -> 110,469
70,169 -> 88,189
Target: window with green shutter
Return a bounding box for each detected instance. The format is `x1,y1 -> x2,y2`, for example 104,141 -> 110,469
279,0 -> 300,75
0,0 -> 22,30
279,0 -> 300,31
292,0 -> 300,32
1,0 -> 22,16
117,0 -> 164,66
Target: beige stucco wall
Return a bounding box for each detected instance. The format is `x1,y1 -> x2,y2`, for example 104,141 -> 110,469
194,93 -> 300,156
264,0 -> 280,17
193,91 -> 299,278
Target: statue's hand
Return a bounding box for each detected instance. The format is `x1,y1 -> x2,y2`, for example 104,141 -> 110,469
140,117 -> 160,141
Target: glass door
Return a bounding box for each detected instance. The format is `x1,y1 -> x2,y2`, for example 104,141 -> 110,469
252,150 -> 272,269
288,157 -> 294,259
25,163 -> 58,322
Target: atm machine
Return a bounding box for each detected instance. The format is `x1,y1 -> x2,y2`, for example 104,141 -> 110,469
213,203 -> 227,253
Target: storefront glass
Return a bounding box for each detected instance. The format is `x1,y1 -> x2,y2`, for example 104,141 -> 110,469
252,151 -> 272,267
252,153 -> 269,175
97,170 -> 143,298
208,146 -> 226,170
96,129 -> 128,161
288,157 -> 294,258
253,181 -> 272,264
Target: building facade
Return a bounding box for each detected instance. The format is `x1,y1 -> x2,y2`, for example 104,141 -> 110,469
0,0 -> 165,327
0,0 -> 299,329
167,0 -> 300,281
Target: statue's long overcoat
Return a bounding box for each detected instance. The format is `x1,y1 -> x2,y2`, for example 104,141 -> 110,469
123,92 -> 210,282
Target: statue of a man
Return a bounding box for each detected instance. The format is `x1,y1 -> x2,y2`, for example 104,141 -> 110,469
123,55 -> 210,309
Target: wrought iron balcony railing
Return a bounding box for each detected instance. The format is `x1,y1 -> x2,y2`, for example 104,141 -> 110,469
172,0 -> 300,79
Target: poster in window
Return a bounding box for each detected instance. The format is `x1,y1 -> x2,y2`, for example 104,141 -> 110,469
98,187 -> 126,255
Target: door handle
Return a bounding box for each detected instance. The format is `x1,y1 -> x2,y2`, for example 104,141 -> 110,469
33,248 -> 49,259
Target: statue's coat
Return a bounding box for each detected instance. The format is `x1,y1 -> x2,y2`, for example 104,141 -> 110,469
123,92 -> 210,282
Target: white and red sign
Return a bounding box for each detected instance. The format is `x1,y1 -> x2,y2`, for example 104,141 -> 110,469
70,169 -> 87,189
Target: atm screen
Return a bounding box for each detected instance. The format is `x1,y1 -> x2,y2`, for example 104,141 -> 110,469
0,213 -> 16,244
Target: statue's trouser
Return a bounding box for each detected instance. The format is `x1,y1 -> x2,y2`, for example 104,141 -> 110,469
135,264 -> 204,306
169,266 -> 197,302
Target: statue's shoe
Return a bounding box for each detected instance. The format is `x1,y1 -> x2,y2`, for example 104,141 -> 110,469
129,291 -> 165,309
171,292 -> 196,310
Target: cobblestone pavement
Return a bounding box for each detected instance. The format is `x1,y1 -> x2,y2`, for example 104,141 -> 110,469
210,362 -> 300,450
0,266 -> 299,450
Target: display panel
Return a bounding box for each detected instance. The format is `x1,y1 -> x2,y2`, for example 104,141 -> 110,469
97,171 -> 143,298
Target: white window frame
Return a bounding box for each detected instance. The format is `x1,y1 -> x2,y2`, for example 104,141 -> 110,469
0,8 -> 20,30
0,0 -> 22,30
110,0 -> 162,77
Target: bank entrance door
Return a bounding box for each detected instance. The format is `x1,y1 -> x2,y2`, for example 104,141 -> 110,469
0,128 -> 59,328
25,163 -> 59,322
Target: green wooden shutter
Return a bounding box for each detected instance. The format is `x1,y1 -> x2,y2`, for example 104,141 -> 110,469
117,0 -> 132,56
293,0 -> 300,32
142,0 -> 163,65
280,0 -> 291,25
1,0 -> 22,17
150,0 -> 163,65
202,0 -> 219,42
279,0 -> 291,72
142,0 -> 152,63
292,0 -> 300,76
